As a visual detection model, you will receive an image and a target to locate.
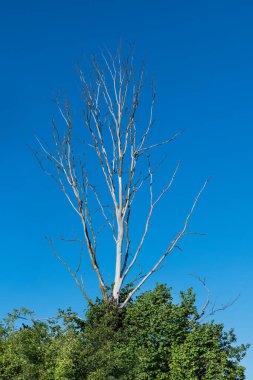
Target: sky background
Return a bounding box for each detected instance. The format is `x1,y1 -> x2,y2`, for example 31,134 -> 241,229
0,0 -> 253,376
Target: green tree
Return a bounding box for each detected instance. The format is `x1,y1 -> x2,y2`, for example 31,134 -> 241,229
0,285 -> 248,379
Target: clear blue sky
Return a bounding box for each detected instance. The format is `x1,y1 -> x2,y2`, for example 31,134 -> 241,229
1,0 -> 252,376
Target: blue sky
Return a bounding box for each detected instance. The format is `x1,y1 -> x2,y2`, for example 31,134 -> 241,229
1,0 -> 253,376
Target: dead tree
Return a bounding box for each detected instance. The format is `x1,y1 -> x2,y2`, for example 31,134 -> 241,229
36,49 -> 208,307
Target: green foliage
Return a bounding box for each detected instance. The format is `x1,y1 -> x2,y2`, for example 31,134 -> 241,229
0,285 -> 249,379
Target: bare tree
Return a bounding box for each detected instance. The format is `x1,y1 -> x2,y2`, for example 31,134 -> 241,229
36,48 -> 208,308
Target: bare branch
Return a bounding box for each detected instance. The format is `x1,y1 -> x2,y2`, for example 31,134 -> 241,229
120,179 -> 209,308
189,275 -> 211,322
46,237 -> 93,306
138,130 -> 183,155
88,182 -> 117,241
201,294 -> 240,322
188,274 -> 240,322
122,160 -> 181,283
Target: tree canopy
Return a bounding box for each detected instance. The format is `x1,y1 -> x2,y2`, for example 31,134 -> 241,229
0,285 -> 248,379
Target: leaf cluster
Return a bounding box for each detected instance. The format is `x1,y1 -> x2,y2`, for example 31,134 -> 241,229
0,285 -> 248,379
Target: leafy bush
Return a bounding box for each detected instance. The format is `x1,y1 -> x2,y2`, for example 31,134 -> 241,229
0,285 -> 248,379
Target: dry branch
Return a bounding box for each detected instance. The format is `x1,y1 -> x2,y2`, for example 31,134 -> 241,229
37,48 -> 208,307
